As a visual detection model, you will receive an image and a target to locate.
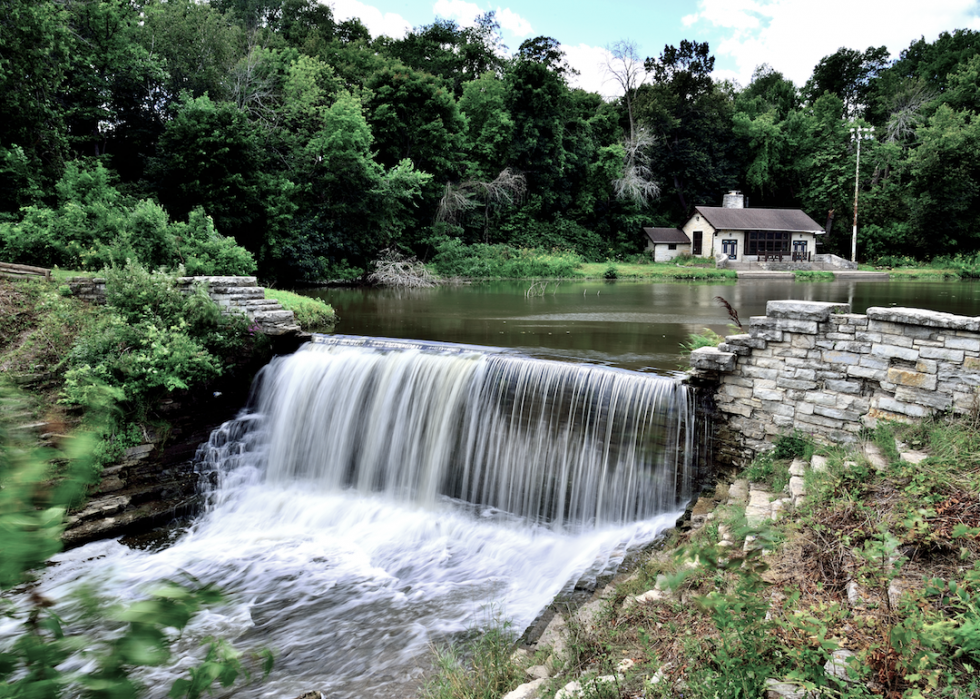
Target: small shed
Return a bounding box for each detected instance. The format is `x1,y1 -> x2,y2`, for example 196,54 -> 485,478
643,227 -> 691,262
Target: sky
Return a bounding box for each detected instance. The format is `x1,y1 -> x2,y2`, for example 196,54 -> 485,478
326,0 -> 980,96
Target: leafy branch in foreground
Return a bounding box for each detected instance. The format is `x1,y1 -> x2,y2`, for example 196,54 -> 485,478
0,385 -> 270,699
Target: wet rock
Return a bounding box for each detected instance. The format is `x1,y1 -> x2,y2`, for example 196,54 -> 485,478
503,679 -> 547,699
293,692 -> 323,699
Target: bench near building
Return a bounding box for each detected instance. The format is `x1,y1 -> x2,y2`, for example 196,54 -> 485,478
644,191 -> 836,268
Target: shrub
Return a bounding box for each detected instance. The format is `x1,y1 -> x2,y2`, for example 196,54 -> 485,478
63,261 -> 250,418
0,160 -> 254,275
430,240 -> 582,278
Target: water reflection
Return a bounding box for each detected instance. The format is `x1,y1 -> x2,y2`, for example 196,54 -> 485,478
303,279 -> 980,374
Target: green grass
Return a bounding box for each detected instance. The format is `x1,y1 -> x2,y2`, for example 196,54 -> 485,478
794,270 -> 835,282
263,288 -> 336,332
576,262 -> 736,281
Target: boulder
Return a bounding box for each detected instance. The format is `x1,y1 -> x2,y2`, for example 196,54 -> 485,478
503,679 -> 547,699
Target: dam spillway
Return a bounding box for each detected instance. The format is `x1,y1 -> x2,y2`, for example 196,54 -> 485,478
38,338 -> 703,698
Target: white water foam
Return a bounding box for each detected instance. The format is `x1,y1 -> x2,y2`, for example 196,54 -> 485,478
12,341 -> 694,698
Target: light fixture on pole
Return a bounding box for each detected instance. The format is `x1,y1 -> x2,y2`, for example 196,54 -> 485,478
849,125 -> 874,263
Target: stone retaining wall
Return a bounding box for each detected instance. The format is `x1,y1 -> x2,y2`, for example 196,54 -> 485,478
689,300 -> 980,466
67,275 -> 300,336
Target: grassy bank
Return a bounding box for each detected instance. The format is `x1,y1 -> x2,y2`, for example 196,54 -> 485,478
263,288 -> 336,332
421,414 -> 980,699
577,261 -> 736,281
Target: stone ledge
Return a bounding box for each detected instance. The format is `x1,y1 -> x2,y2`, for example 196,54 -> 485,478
690,346 -> 737,372
867,307 -> 980,333
766,300 -> 851,322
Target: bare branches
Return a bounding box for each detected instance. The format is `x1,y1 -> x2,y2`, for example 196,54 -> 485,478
604,40 -> 645,140
436,169 -> 527,240
612,128 -> 660,206
368,249 -> 436,288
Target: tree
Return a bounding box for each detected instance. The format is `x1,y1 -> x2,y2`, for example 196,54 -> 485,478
505,37 -> 572,213
365,65 -> 465,183
384,13 -> 505,96
0,0 -> 72,210
458,72 -> 514,181
634,41 -> 740,218
605,40 -> 659,208
802,46 -> 890,118
149,95 -> 293,257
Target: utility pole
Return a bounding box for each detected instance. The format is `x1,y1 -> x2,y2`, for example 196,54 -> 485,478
850,125 -> 874,263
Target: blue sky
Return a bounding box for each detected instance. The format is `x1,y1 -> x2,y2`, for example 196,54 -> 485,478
328,0 -> 980,95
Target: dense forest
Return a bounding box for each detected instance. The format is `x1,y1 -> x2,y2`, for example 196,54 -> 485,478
2,0 -> 979,282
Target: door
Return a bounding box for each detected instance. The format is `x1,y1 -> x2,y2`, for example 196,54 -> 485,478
793,240 -> 807,261
722,239 -> 737,260
692,231 -> 703,255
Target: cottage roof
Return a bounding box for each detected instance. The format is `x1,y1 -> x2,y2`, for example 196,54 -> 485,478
643,227 -> 691,244
694,207 -> 825,234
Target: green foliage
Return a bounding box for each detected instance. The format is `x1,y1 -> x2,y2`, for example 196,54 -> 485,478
263,288 -> 336,332
680,328 -> 724,355
62,262 -> 250,419
772,431 -> 813,460
418,620 -> 523,699
0,386 -> 268,699
430,240 -> 582,278
793,270 -> 834,281
603,265 -> 618,280
0,161 -> 255,275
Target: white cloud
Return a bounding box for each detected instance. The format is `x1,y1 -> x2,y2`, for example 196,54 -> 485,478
497,7 -> 533,37
685,0 -> 980,86
329,0 -> 412,38
432,0 -> 482,25
564,44 -> 618,97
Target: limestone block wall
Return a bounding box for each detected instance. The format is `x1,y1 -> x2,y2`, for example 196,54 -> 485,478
689,300 -> 980,466
67,276 -> 301,336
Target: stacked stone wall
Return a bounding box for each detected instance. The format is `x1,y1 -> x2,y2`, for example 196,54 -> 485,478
67,275 -> 300,336
690,300 -> 980,466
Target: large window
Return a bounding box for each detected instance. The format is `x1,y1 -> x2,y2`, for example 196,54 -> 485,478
746,231 -> 789,256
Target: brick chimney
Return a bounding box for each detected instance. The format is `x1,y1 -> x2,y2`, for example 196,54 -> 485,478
722,191 -> 745,209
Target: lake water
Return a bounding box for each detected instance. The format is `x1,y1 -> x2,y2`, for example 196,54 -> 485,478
303,278 -> 980,374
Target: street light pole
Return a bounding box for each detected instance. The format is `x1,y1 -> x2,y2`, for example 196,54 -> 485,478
850,125 -> 874,263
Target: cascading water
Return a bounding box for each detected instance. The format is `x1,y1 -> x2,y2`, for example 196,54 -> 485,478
23,338 -> 701,699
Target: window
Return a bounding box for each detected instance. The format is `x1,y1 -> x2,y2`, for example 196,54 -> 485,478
746,231 -> 789,255
667,243 -> 677,250
692,231 -> 703,255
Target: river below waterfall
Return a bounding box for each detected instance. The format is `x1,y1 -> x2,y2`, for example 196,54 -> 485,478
16,339 -> 696,699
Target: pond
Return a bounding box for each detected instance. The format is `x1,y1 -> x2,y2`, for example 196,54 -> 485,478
302,278 -> 980,375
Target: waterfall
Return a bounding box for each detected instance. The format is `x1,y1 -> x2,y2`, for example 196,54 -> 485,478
203,336 -> 698,530
26,338 -> 701,699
